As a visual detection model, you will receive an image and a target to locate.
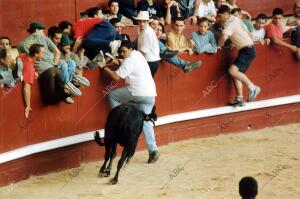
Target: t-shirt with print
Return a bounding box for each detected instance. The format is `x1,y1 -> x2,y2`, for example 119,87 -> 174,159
137,0 -> 162,19
116,50 -> 157,97
252,28 -> 266,41
223,15 -> 253,49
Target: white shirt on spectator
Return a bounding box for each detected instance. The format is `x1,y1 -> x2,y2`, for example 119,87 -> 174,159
116,50 -> 157,96
137,25 -> 160,62
196,0 -> 216,17
252,28 -> 265,41
223,15 -> 254,49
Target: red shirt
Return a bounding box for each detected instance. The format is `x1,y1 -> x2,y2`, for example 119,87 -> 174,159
266,22 -> 283,39
18,53 -> 35,84
73,18 -> 104,39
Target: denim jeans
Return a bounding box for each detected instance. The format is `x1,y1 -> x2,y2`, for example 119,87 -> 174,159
158,40 -> 186,69
108,87 -> 158,153
58,60 -> 76,83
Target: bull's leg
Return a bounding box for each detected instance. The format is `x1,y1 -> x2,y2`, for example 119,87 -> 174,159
99,144 -> 113,177
110,147 -> 128,185
106,143 -> 117,172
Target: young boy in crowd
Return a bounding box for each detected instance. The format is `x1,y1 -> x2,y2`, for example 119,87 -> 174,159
192,17 -> 217,54
104,0 -> 133,26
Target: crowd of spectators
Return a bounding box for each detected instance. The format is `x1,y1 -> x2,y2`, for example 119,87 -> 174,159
0,0 -> 299,178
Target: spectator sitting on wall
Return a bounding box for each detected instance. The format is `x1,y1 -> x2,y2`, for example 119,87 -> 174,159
137,0 -> 164,24
252,13 -> 270,45
18,22 -> 82,105
195,0 -> 216,22
155,22 -> 200,73
104,0 -> 133,26
266,8 -> 300,61
192,17 -> 217,54
218,5 -> 261,107
16,44 -> 44,118
239,176 -> 258,199
58,34 -> 90,104
110,18 -> 131,42
166,17 -> 195,56
161,0 -> 182,25
0,48 -> 17,88
118,0 -> 138,25
0,36 -> 11,50
72,7 -> 105,53
231,8 -> 254,34
209,14 -> 231,48
98,40 -> 160,164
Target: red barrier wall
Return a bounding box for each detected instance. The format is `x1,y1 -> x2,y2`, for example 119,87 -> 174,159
0,41 -> 300,186
0,0 -> 297,45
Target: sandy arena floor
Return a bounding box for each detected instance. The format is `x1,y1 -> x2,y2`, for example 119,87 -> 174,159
0,123 -> 299,199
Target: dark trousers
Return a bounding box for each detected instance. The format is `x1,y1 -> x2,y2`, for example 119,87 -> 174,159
148,61 -> 159,77
291,26 -> 300,48
38,67 -> 69,105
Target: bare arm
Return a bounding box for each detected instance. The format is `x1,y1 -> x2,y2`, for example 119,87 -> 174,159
72,38 -> 83,53
53,47 -> 61,65
218,33 -> 229,48
270,37 -> 298,52
23,83 -> 31,119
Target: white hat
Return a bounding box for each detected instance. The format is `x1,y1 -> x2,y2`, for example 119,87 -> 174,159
134,11 -> 150,21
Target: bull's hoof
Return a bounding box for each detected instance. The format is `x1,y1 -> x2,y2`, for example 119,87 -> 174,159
109,178 -> 118,185
98,170 -> 110,178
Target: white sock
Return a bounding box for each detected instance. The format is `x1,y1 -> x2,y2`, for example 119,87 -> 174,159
248,83 -> 255,90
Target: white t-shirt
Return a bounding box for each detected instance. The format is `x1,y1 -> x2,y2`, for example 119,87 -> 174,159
137,25 -> 160,62
223,15 -> 254,49
197,0 -> 216,17
116,50 -> 157,96
252,28 -> 265,41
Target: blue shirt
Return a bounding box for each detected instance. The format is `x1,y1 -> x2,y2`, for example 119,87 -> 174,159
192,30 -> 217,54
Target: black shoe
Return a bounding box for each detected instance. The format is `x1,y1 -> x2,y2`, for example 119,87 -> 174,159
229,97 -> 245,107
160,50 -> 179,60
148,151 -> 159,163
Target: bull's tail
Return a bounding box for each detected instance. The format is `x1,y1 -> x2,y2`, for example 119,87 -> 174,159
143,113 -> 156,126
94,131 -> 105,146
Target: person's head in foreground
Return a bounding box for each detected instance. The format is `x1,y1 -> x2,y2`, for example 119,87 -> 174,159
239,176 -> 258,199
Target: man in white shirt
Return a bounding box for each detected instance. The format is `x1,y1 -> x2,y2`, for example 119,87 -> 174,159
135,11 -> 161,76
99,40 -> 159,164
218,5 -> 261,107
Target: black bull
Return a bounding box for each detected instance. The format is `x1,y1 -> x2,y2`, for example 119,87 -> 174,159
94,103 -> 155,184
